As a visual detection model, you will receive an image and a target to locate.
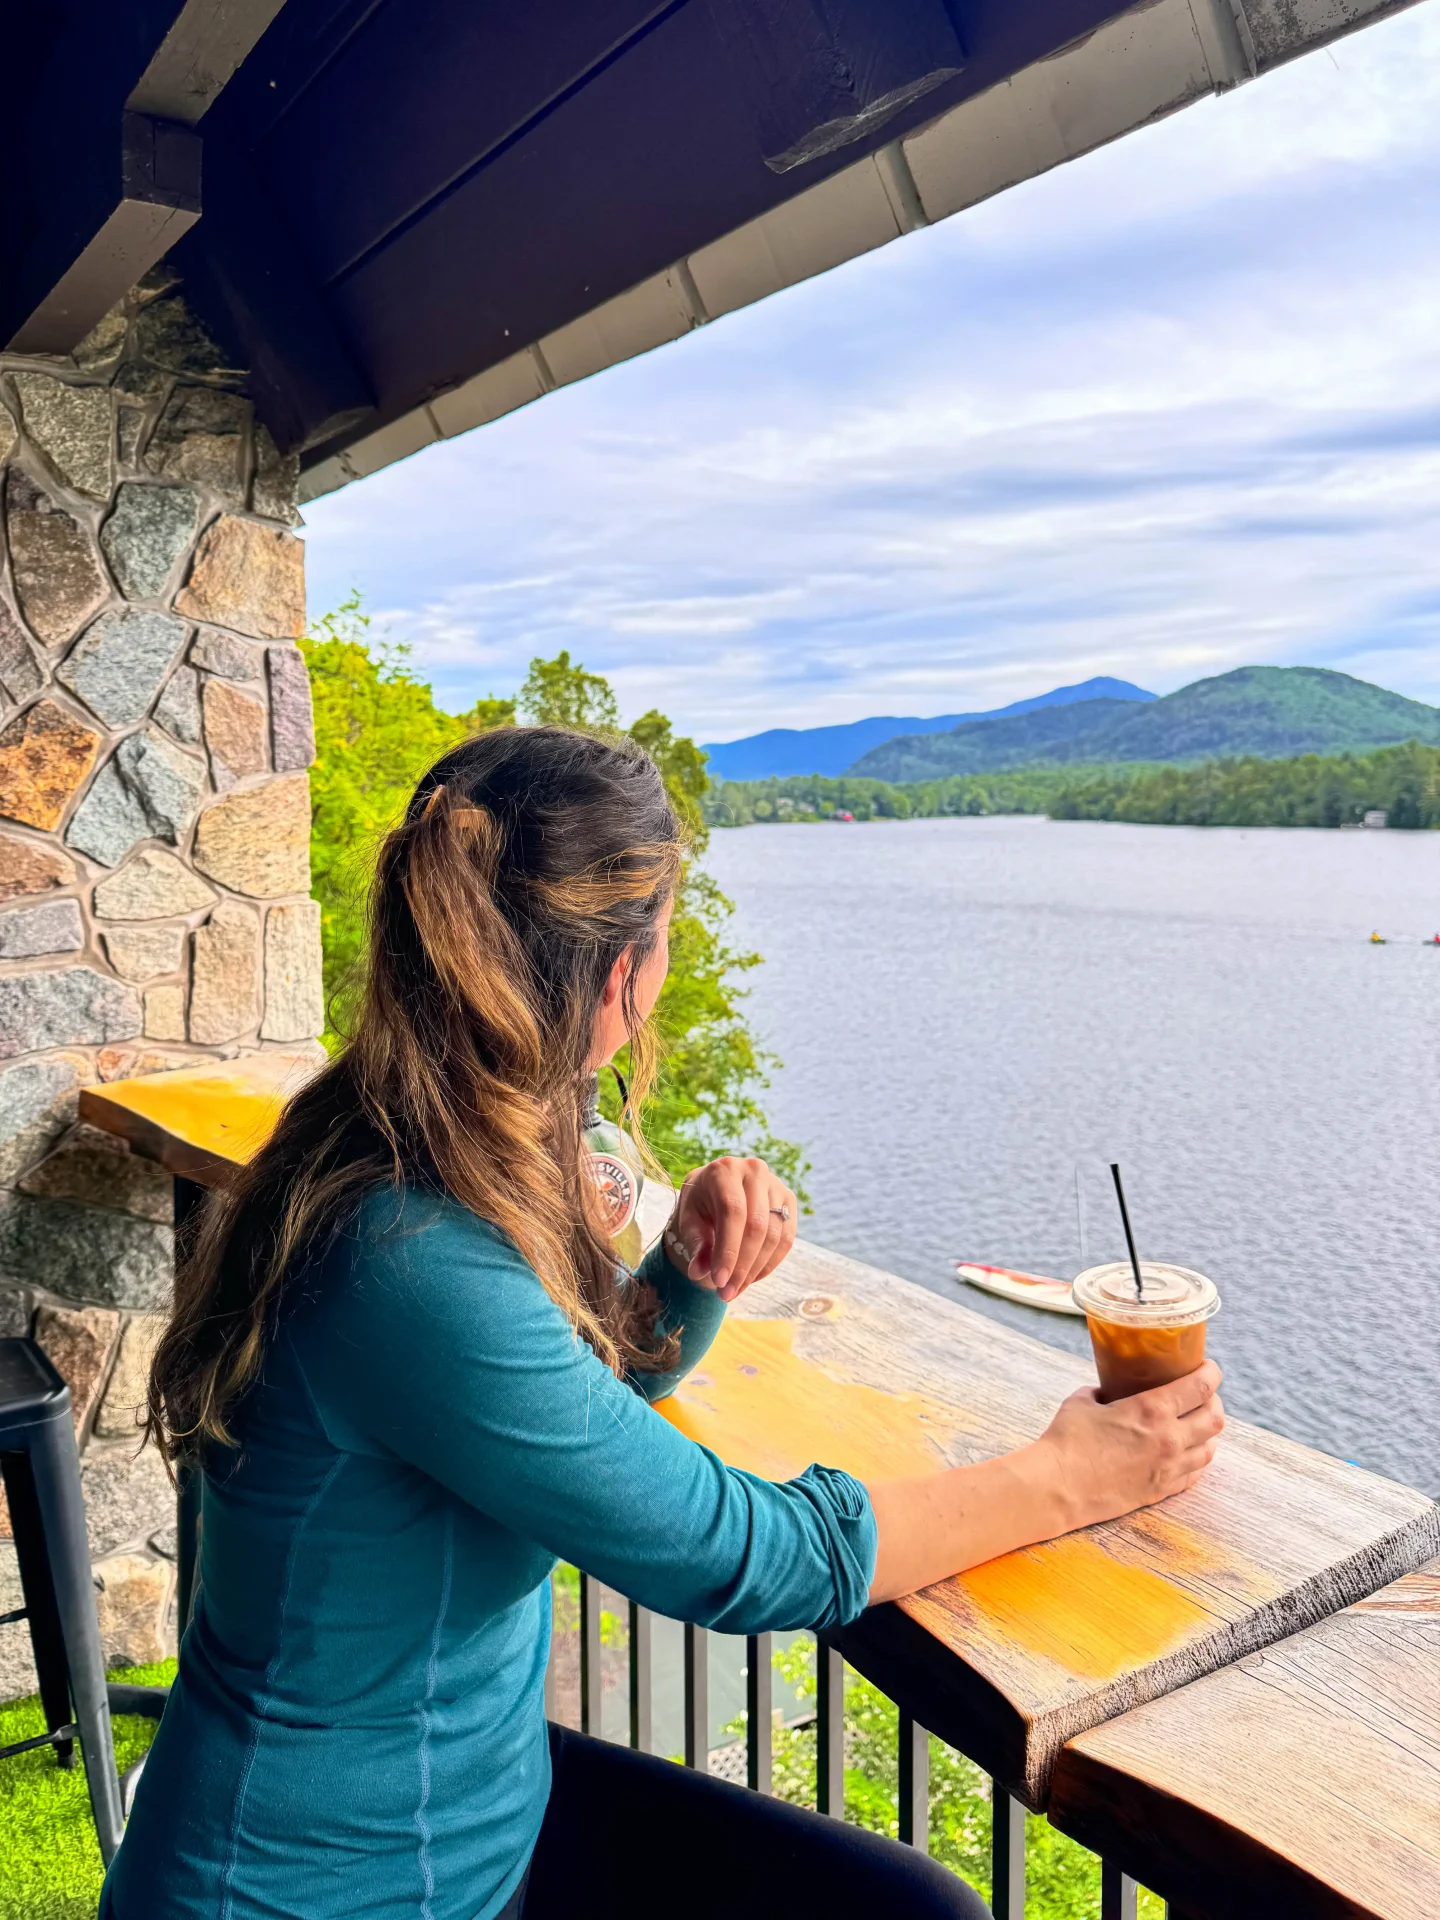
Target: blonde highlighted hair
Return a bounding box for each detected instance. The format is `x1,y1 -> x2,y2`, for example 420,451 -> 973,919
147,726 -> 684,1463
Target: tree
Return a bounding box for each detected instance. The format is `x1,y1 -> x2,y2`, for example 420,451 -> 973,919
302,603 -> 804,1189
518,649 -> 620,732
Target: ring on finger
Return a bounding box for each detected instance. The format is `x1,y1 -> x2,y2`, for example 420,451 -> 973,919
769,1204 -> 791,1222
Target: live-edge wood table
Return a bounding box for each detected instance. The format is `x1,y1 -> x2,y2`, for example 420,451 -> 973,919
1049,1558 -> 1440,1920
82,1060 -> 1440,1910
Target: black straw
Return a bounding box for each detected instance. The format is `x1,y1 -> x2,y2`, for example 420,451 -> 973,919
1110,1163 -> 1144,1300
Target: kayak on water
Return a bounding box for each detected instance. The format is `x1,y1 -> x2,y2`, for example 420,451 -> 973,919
956,1262 -> 1085,1317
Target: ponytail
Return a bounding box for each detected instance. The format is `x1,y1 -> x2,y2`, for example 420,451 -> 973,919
148,727 -> 684,1462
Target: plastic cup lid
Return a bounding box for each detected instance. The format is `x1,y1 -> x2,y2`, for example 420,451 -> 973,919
1071,1262 -> 1220,1327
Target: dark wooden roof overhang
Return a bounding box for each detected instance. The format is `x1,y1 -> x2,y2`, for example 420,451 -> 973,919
2,0 -> 1418,500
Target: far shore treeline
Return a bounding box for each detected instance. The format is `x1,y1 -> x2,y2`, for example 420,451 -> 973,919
703,741 -> 1440,831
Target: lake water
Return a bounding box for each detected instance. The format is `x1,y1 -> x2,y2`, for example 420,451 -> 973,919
703,816 -> 1440,1498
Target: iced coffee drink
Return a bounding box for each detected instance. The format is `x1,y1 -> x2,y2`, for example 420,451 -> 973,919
1071,1263 -> 1219,1402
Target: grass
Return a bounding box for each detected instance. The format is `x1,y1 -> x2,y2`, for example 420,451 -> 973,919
0,1661 -> 175,1920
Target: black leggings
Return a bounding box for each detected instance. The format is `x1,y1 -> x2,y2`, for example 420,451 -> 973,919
509,1724 -> 993,1919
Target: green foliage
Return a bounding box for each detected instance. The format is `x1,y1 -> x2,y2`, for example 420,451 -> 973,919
705,766 -> 1095,827
708,740 -> 1440,835
303,606 -> 803,1186
1050,740 -> 1440,829
301,594 -> 515,1037
0,1660 -> 176,1919
518,648 -> 620,731
728,1640 -> 1164,1920
852,665 -> 1440,782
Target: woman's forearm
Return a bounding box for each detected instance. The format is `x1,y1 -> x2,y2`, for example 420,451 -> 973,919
866,1443 -> 1069,1604
865,1365 -> 1226,1605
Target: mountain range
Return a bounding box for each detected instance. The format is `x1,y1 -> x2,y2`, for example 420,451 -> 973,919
851,667 -> 1440,782
701,677 -> 1155,781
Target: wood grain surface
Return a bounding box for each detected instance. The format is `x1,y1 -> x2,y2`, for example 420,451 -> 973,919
78,1054 -> 317,1185
656,1240 -> 1439,1806
1049,1557 -> 1440,1919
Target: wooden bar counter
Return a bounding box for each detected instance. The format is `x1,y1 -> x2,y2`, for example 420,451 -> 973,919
83,1060 -> 1440,1824
1049,1559 -> 1440,1919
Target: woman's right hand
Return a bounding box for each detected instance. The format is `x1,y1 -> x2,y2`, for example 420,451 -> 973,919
1032,1362 -> 1226,1533
866,1361 -> 1224,1604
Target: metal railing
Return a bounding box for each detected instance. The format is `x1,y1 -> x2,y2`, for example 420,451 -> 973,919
555,1576 -> 1186,1920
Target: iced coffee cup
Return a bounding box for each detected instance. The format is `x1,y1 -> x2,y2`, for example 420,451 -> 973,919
1071,1263 -> 1220,1402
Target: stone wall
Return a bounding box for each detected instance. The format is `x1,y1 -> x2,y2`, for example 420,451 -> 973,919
0,266 -> 323,1698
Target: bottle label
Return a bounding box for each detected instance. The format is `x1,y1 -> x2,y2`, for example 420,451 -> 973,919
588,1151 -> 639,1234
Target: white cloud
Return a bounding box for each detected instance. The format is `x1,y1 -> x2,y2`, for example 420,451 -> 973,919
304,6 -> 1440,740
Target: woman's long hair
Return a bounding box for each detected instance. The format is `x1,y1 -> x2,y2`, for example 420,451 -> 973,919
147,726 -> 684,1464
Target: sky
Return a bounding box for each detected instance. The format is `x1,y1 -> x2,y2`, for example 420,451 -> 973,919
303,5 -> 1440,744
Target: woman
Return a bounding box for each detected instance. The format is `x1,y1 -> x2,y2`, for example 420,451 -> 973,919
108,726 -> 1223,1920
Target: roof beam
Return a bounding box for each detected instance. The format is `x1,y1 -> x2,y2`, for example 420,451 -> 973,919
1,0 -> 288,355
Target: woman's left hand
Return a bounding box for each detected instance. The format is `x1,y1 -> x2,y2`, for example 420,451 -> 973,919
665,1156 -> 798,1302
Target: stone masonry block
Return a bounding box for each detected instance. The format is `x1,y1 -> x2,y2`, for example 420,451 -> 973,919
0,1058 -> 79,1185
0,398 -> 16,464
0,1545 -> 37,1703
5,472 -> 109,649
154,664 -> 201,743
82,1443 -> 175,1558
33,1301 -> 121,1433
188,630 -> 263,680
251,427 -> 301,525
11,374 -> 113,501
0,699 -> 100,831
0,897 -> 83,959
0,967 -> 141,1059
145,386 -> 249,496
192,773 -> 310,897
99,483 -> 200,599
0,596 -> 46,706
267,646 -> 315,770
203,678 -> 269,787
94,1313 -> 166,1439
102,922 -> 185,983
96,1046 -> 192,1081
0,1192 -> 171,1312
0,1290 -> 29,1338
57,607 -> 189,728
20,1124 -> 172,1222
93,847 -> 217,920
0,832 -> 75,904
65,727 -> 206,867
262,899 -> 324,1041
94,1552 -> 174,1666
175,516 -> 305,641
134,290 -> 236,381
72,306 -> 128,371
190,900 -> 260,1044
144,984 -> 187,1041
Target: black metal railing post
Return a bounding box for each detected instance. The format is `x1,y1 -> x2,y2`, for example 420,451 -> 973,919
745,1632 -> 773,1791
683,1622 -> 708,1770
628,1601 -> 652,1753
897,1712 -> 929,1851
578,1574 -> 602,1736
1101,1860 -> 1138,1919
991,1787 -> 1027,1920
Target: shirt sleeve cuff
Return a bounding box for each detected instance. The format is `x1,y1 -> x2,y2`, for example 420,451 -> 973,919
789,1463 -> 878,1627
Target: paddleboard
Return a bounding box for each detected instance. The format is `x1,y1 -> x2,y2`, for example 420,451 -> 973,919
956,1262 -> 1085,1317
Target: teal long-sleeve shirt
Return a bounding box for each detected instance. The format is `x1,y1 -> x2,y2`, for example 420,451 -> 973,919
103,1189 -> 877,1920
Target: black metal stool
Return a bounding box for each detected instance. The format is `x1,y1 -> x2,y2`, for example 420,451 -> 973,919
0,1338 -> 128,1861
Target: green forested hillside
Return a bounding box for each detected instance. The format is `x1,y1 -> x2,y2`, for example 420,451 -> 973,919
851,668 -> 1440,781
706,741 -> 1440,831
